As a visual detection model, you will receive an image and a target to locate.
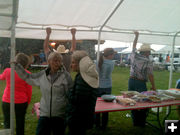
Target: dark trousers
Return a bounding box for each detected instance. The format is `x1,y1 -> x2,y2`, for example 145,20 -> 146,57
67,113 -> 95,135
95,87 -> 111,129
36,116 -> 66,135
95,113 -> 108,128
128,78 -> 149,127
2,102 -> 28,135
68,121 -> 86,135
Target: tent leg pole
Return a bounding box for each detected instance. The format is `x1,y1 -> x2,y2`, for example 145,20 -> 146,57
10,0 -> 19,135
168,31 -> 180,89
10,19 -> 15,135
167,31 -> 180,115
97,31 -> 101,62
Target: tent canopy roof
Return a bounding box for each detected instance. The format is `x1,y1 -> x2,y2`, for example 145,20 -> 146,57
1,0 -> 180,45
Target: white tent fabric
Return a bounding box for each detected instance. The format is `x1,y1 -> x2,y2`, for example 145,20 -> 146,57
0,0 -> 13,44
0,0 -> 12,30
152,46 -> 180,54
1,0 -> 180,45
1,1 -> 180,134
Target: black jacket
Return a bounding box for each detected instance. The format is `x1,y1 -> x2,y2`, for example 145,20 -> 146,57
66,73 -> 97,129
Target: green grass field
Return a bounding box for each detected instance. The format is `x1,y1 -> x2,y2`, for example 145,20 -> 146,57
0,67 -> 179,135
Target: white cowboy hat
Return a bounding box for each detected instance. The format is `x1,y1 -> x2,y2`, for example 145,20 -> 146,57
138,44 -> 155,52
53,45 -> 69,53
79,56 -> 99,88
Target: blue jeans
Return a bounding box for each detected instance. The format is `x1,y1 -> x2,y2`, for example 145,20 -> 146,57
36,116 -> 65,135
97,87 -> 112,97
128,78 -> 147,92
128,78 -> 149,127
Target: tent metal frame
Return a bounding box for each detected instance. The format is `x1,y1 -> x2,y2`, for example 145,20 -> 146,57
10,0 -> 19,134
0,1 -> 179,135
169,31 -> 180,89
0,0 -> 19,135
97,0 -> 125,62
0,13 -> 12,17
15,26 -> 180,38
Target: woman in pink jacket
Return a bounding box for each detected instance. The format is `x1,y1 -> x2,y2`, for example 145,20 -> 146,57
0,53 -> 32,135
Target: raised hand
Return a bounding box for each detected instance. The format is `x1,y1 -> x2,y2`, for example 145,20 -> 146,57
71,28 -> 76,35
134,31 -> 139,36
132,31 -> 139,49
46,27 -> 51,35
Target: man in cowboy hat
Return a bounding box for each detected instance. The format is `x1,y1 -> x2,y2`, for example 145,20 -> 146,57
43,27 -> 76,72
128,31 -> 156,127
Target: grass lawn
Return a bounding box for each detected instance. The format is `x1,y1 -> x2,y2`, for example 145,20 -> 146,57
0,66 -> 179,135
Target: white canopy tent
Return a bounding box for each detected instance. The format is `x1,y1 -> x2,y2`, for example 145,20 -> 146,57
152,45 -> 180,54
0,0 -> 180,45
1,0 -> 180,134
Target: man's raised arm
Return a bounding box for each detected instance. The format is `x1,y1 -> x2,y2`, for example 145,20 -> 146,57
132,31 -> 139,51
43,27 -> 51,56
70,28 -> 76,52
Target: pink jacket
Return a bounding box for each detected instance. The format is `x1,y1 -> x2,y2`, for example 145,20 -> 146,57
0,68 -> 32,104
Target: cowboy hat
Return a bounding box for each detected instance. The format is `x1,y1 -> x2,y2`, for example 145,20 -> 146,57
79,56 -> 99,88
138,44 -> 155,52
53,45 -> 69,53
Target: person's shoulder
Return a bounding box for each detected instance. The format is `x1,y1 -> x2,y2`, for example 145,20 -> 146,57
105,59 -> 115,64
4,68 -> 11,72
69,51 -> 73,54
63,70 -> 71,76
25,69 -> 31,73
177,79 -> 180,83
61,67 -> 71,77
68,51 -> 73,55
108,60 -> 115,66
46,51 -> 52,57
62,53 -> 71,58
112,60 -> 115,64
5,68 -> 10,70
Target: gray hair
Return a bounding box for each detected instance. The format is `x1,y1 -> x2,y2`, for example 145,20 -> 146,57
48,52 -> 63,62
72,50 -> 88,63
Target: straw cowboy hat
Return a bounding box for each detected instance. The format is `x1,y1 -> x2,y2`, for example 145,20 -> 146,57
138,44 -> 155,52
53,45 -> 69,53
79,56 -> 99,88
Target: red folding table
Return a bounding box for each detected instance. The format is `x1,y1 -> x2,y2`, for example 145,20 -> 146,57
95,96 -> 180,134
95,97 -> 180,113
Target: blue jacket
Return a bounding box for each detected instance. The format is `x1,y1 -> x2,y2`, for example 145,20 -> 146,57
176,79 -> 180,89
97,59 -> 114,88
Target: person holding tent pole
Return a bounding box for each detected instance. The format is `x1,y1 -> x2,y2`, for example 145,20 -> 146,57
0,53 -> 32,135
128,31 -> 156,127
95,48 -> 115,129
13,52 -> 73,135
43,27 -> 76,72
32,27 -> 77,119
